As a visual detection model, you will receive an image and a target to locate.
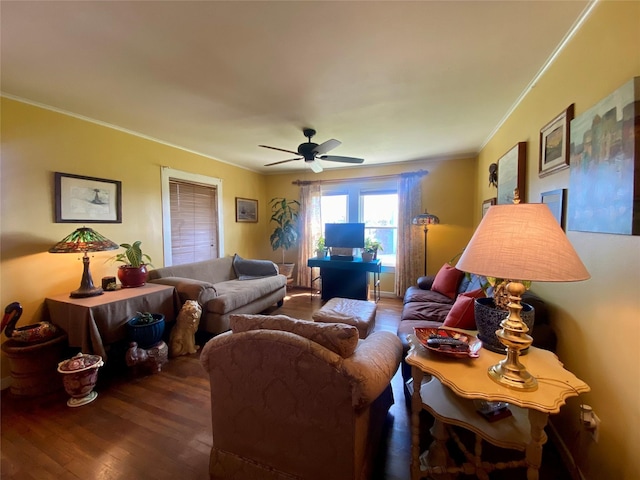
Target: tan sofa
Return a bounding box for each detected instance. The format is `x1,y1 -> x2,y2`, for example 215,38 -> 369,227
200,314 -> 403,480
147,256 -> 287,334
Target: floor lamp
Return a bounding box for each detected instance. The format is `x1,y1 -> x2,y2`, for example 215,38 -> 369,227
412,210 -> 439,276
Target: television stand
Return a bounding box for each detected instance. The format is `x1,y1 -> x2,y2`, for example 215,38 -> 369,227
330,255 -> 354,261
307,257 -> 381,302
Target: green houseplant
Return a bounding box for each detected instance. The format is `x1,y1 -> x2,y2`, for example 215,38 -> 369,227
110,241 -> 154,288
315,236 -> 327,259
362,238 -> 383,261
269,197 -> 300,278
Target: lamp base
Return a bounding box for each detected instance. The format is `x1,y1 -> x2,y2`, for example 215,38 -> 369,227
70,286 -> 104,298
486,280 -> 538,392
488,360 -> 538,391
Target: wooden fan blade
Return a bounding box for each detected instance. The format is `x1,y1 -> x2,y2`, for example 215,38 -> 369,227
319,155 -> 364,164
259,145 -> 300,156
313,139 -> 341,155
264,157 -> 302,167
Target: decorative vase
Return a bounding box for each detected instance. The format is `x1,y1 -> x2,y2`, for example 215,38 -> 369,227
117,264 -> 148,288
57,353 -> 104,407
127,313 -> 165,349
276,263 -> 295,279
474,298 -> 535,354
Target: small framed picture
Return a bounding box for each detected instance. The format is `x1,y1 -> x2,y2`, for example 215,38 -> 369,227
55,172 -> 122,223
539,104 -> 574,177
541,189 -> 567,230
235,197 -> 258,223
497,142 -> 527,205
482,198 -> 496,218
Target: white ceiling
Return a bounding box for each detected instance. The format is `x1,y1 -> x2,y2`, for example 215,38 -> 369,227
1,1 -> 592,174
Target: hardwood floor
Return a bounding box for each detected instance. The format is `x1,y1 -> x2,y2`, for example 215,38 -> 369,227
1,288 -> 568,479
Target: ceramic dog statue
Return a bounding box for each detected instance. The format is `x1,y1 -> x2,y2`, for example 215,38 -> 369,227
170,300 -> 202,357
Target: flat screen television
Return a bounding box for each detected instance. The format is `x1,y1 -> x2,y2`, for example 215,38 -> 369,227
324,223 -> 365,249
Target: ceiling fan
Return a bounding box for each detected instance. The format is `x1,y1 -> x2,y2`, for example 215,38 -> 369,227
260,128 -> 364,173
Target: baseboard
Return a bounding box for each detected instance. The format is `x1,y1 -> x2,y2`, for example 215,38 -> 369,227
547,418 -> 587,480
378,291 -> 397,299
1,375 -> 12,391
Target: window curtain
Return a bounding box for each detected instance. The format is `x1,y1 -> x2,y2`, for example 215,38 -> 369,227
395,174 -> 423,296
297,183 -> 322,287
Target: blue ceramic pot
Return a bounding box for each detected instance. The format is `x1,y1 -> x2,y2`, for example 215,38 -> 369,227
127,314 -> 165,349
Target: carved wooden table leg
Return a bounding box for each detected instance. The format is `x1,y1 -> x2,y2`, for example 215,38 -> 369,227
425,419 -> 454,480
410,366 -> 425,480
526,409 -> 549,480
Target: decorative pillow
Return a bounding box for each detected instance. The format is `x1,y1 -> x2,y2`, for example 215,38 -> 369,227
431,264 -> 464,299
232,253 -> 278,280
230,314 -> 359,358
443,288 -> 485,329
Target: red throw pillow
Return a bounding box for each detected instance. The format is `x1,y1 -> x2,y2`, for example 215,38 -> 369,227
443,288 -> 485,329
431,264 -> 464,299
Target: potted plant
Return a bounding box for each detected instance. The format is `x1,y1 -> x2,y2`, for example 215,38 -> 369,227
126,311 -> 165,349
362,238 -> 383,262
315,236 -> 327,259
110,241 -> 153,288
473,276 -> 535,353
269,197 -> 300,279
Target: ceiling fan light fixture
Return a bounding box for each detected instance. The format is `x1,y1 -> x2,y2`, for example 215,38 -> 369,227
260,128 -> 364,173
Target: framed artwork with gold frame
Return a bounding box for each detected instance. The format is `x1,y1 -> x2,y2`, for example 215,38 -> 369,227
235,197 -> 258,223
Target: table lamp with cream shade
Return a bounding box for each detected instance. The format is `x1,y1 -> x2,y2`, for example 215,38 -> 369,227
49,227 -> 119,298
456,202 -> 590,391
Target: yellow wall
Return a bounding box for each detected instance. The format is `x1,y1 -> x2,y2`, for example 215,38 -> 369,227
476,2 -> 639,478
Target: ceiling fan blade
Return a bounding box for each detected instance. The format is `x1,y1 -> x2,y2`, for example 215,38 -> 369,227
313,139 -> 341,155
319,155 -> 364,164
264,157 -> 302,167
307,160 -> 323,173
259,145 -> 300,156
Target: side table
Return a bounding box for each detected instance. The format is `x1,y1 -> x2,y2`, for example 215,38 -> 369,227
406,334 -> 589,480
45,283 -> 180,361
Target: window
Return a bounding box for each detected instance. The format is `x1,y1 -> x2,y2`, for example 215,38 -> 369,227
361,192 -> 397,266
161,168 -> 224,266
321,180 -> 398,268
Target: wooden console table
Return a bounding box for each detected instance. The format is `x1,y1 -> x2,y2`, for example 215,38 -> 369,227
307,257 -> 381,302
45,283 -> 180,361
405,334 -> 589,480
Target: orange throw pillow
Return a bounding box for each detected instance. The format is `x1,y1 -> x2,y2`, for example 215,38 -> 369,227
443,288 -> 485,329
431,264 -> 464,299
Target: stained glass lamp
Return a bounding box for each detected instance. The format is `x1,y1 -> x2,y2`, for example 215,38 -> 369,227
49,227 -> 119,298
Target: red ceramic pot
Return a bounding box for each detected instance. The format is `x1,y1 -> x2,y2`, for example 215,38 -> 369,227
117,265 -> 148,288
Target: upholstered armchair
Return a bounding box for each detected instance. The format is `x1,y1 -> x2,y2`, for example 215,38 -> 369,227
200,314 -> 403,480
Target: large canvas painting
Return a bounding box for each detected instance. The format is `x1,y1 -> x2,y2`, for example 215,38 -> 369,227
568,77 -> 640,235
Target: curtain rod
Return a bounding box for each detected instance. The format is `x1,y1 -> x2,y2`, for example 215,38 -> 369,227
292,169 -> 428,186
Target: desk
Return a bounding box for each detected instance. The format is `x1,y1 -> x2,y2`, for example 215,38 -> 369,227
405,334 -> 589,480
307,258 -> 381,302
45,283 -> 180,361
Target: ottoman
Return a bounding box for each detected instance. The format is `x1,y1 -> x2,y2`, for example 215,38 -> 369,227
312,297 -> 376,339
